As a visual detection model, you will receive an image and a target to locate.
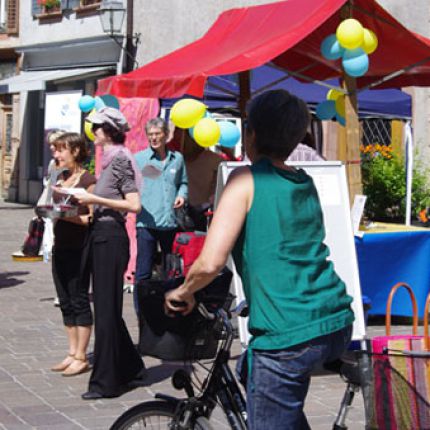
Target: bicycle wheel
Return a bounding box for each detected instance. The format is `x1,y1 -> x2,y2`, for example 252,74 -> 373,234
109,400 -> 213,430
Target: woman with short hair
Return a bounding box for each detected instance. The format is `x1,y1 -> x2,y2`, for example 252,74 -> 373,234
165,90 -> 354,429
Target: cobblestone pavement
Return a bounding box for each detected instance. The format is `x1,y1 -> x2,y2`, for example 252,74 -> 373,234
0,200 -> 407,429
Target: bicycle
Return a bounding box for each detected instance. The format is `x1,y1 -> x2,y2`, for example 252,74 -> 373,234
110,301 -> 365,430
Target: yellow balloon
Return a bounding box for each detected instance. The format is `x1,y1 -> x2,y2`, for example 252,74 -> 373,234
335,96 -> 345,118
170,99 -> 206,129
84,121 -> 95,141
362,28 -> 378,54
336,19 -> 364,50
327,89 -> 343,101
193,118 -> 221,148
84,109 -> 96,141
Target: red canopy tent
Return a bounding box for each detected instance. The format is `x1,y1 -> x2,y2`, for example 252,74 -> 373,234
97,0 -> 430,200
98,0 -> 430,99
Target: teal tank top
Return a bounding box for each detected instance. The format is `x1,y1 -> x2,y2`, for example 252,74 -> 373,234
232,158 -> 354,351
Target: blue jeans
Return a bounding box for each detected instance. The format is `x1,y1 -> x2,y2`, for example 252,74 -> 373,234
134,227 -> 176,313
246,325 -> 352,430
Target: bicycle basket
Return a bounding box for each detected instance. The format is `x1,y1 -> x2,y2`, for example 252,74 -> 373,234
137,268 -> 232,361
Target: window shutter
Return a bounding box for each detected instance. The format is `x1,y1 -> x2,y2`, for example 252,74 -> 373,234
7,0 -> 18,33
32,0 -> 42,16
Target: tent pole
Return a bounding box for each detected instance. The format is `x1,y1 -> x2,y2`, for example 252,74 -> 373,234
239,71 -> 251,155
340,75 -> 363,204
339,2 -> 363,204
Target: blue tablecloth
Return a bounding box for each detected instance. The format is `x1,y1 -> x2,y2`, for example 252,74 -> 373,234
355,230 -> 430,317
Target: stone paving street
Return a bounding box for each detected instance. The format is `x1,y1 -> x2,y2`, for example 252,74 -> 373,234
0,200 -> 402,429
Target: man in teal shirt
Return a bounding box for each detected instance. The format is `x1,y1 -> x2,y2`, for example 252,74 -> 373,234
134,118 -> 188,310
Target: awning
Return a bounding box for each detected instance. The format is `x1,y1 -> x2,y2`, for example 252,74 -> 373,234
0,66 -> 114,94
161,64 -> 412,119
98,0 -> 430,98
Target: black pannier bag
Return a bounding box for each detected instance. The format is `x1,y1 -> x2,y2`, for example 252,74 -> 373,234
22,217 -> 45,256
137,268 -> 233,361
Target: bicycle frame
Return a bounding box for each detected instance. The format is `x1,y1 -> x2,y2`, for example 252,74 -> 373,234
199,310 -> 247,429
155,308 -> 248,429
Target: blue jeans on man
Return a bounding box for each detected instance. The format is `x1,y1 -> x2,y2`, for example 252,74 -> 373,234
134,227 -> 177,314
245,325 -> 352,430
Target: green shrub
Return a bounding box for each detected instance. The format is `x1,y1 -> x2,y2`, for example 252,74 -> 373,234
361,144 -> 430,221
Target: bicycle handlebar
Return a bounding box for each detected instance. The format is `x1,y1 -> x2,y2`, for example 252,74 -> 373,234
196,300 -> 248,320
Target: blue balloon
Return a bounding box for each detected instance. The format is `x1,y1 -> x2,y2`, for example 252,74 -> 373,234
336,113 -> 346,127
342,48 -> 369,77
217,121 -> 241,148
94,96 -> 106,111
321,34 -> 345,60
100,94 -> 120,110
316,100 -> 336,120
78,95 -> 95,113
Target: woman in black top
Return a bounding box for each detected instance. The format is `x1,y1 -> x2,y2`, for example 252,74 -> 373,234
50,133 -> 96,376
73,107 -> 144,400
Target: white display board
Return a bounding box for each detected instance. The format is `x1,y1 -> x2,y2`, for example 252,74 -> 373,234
215,161 -> 366,346
44,91 -> 83,132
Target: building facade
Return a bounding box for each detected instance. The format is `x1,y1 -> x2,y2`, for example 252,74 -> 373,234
0,0 -> 123,203
0,0 -> 19,200
2,0 -> 430,202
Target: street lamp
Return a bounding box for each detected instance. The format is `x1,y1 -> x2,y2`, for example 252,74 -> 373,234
99,0 -> 125,36
99,0 -> 139,72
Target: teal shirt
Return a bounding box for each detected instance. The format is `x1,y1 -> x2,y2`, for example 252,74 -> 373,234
232,158 -> 354,351
135,148 -> 188,229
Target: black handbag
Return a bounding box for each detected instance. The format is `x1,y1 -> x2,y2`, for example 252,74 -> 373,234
137,268 -> 233,361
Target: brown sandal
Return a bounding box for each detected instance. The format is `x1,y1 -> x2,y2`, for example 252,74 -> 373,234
62,357 -> 90,377
51,354 -> 75,372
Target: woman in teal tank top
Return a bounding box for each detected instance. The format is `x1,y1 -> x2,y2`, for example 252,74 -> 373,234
165,90 -> 354,429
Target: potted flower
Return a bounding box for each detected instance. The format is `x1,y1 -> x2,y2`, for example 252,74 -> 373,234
37,0 -> 61,13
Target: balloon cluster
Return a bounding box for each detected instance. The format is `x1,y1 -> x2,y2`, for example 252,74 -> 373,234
321,19 -> 378,78
170,99 -> 240,148
316,89 -> 346,126
78,94 -> 120,141
317,19 -> 378,126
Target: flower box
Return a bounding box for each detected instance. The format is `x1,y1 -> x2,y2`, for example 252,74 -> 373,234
36,0 -> 62,18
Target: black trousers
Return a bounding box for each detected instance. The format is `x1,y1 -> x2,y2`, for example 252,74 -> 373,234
52,247 -> 92,327
82,221 -> 143,396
